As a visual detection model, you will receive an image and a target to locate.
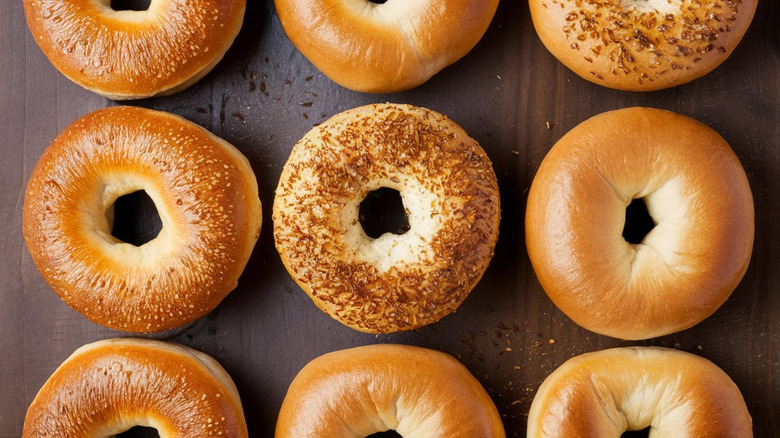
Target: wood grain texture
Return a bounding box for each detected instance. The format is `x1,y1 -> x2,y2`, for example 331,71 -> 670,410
1,1 -> 778,437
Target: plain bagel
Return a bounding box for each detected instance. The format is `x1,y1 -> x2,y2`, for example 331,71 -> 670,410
274,0 -> 500,93
23,338 -> 248,437
527,347 -> 752,437
23,106 -> 262,333
529,0 -> 758,91
273,103 -> 501,333
23,0 -> 246,99
525,107 -> 754,340
276,344 -> 506,438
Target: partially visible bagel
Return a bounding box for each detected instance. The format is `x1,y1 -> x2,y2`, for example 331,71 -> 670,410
274,0 -> 500,93
23,0 -> 246,99
529,0 -> 758,91
276,344 -> 506,438
528,347 -> 752,437
23,338 -> 248,438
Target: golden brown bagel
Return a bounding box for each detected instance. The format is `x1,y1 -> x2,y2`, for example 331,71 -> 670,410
273,103 -> 501,333
273,0 -> 500,93
525,108 -> 754,340
23,0 -> 246,99
529,0 -> 757,91
527,347 -> 753,437
276,344 -> 506,438
23,338 -> 248,438
23,106 -> 262,333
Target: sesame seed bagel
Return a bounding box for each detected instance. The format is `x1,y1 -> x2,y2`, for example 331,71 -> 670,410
529,0 -> 757,91
23,0 -> 246,100
276,344 -> 506,438
23,338 -> 248,438
525,108 -> 754,340
22,106 -> 262,333
273,103 -> 500,333
527,347 -> 752,437
273,0 -> 499,93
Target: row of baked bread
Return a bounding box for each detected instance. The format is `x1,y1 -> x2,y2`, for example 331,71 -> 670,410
23,103 -> 754,340
23,0 -> 758,97
23,338 -> 752,437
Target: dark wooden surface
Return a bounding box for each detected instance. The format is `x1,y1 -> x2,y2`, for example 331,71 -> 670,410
1,1 -> 778,437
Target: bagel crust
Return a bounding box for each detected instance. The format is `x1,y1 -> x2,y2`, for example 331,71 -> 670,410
529,0 -> 758,91
23,338 -> 248,438
23,106 -> 262,333
274,0 -> 500,93
525,108 -> 754,340
276,344 -> 506,438
23,0 -> 246,99
273,104 -> 500,333
527,347 -> 753,437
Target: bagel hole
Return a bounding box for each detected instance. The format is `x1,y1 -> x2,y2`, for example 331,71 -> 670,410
110,0 -> 152,11
366,432 -> 402,438
115,426 -> 160,438
367,0 -> 389,3
359,188 -> 410,239
622,198 -> 655,244
110,190 -> 162,247
622,427 -> 651,437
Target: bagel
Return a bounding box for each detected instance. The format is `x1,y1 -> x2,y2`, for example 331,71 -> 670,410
23,0 -> 246,99
273,0 -> 500,93
527,347 -> 752,437
276,344 -> 505,437
529,0 -> 758,91
273,103 -> 500,333
23,338 -> 248,437
23,106 -> 262,333
525,107 -> 754,340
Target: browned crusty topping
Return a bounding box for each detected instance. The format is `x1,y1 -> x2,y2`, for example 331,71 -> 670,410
274,104 -> 500,333
562,0 -> 740,79
535,0 -> 752,88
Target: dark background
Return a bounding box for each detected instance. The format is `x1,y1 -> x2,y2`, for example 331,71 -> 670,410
1,1 -> 778,436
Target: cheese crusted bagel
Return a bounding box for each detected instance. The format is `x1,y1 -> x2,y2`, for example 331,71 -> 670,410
527,347 -> 752,437
23,338 -> 248,438
23,0 -> 246,99
526,107 -> 754,340
273,103 -> 501,333
529,0 -> 758,91
276,344 -> 506,438
23,106 -> 262,333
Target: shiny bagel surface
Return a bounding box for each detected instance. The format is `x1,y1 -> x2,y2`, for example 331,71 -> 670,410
274,0 -> 500,93
526,107 -> 754,340
23,338 -> 248,438
23,0 -> 246,99
527,347 -> 752,437
276,344 -> 506,438
23,106 -> 262,333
